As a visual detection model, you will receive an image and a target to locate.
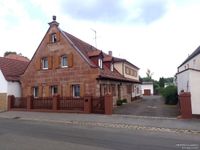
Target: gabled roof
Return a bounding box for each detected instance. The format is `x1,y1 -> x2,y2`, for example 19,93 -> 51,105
113,57 -> 139,70
178,45 -> 200,68
0,57 -> 29,81
60,30 -> 139,83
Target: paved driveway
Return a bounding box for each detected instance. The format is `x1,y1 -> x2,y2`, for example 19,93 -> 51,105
113,95 -> 180,118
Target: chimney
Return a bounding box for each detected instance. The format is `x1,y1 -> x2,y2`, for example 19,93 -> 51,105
108,51 -> 112,56
48,15 -> 59,27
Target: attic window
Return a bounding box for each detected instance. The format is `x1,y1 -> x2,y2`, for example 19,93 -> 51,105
98,58 -> 103,69
111,63 -> 114,72
42,57 -> 48,69
61,55 -> 68,67
51,33 -> 57,43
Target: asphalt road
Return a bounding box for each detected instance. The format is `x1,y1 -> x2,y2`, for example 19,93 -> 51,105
114,95 -> 180,117
0,118 -> 199,150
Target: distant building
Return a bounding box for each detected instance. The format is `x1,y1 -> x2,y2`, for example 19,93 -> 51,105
141,82 -> 154,95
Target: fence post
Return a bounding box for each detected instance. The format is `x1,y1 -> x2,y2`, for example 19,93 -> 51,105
27,96 -> 33,110
8,95 -> 14,110
84,96 -> 91,113
104,94 -> 113,115
53,95 -> 59,111
179,92 -> 192,119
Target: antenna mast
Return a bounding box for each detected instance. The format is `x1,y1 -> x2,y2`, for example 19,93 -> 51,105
91,28 -> 97,48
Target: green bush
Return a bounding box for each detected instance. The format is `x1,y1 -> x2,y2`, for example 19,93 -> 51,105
122,99 -> 127,103
116,99 -> 122,106
160,85 -> 178,105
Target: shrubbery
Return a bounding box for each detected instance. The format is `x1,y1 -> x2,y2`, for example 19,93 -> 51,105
160,85 -> 178,105
116,99 -> 127,106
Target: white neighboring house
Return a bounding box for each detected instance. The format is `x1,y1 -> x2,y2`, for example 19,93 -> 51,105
176,46 -> 200,115
141,82 -> 154,95
0,56 -> 29,111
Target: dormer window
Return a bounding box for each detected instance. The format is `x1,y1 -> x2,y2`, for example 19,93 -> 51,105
111,63 -> 114,71
42,57 -> 48,69
51,33 -> 57,43
61,55 -> 68,67
98,58 -> 103,69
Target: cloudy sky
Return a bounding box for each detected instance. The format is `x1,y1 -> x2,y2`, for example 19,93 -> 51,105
1,0 -> 200,80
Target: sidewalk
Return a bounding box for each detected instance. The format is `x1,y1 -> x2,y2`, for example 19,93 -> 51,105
0,111 -> 200,134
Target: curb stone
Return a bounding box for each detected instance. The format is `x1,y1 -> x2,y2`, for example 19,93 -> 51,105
3,116 -> 200,135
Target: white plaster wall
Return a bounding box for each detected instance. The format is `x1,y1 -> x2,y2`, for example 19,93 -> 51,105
124,63 -> 139,80
0,70 -> 7,93
132,84 -> 142,97
176,70 -> 190,94
190,70 -> 200,114
141,84 -> 154,95
7,81 -> 21,97
178,54 -> 200,72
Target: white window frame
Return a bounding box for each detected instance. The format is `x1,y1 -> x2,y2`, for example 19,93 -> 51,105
51,85 -> 58,96
72,85 -> 80,98
42,57 -> 48,69
111,63 -> 114,71
61,55 -> 68,68
51,33 -> 57,43
33,87 -> 39,98
98,58 -> 103,69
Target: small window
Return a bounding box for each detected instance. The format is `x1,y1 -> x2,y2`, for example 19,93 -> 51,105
98,58 -> 103,69
42,57 -> 48,69
61,55 -> 68,67
51,33 -> 57,43
33,87 -> 39,97
51,85 -> 58,96
72,85 -> 80,97
111,63 -> 114,71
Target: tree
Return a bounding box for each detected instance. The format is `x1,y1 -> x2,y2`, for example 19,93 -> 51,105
4,51 -> 17,57
146,69 -> 153,80
159,77 -> 165,88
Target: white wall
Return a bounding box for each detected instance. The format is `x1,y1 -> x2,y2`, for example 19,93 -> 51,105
176,70 -> 190,94
178,54 -> 200,72
141,84 -> 154,95
7,81 -> 21,97
190,70 -> 200,114
132,84 -> 142,97
0,70 -> 7,93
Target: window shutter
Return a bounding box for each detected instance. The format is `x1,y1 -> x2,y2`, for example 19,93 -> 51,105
68,53 -> 73,67
48,56 -> 52,69
35,59 -> 41,70
44,86 -> 49,97
62,84 -> 67,97
27,86 -> 32,96
53,55 -> 60,69
80,84 -> 85,97
38,85 -> 42,97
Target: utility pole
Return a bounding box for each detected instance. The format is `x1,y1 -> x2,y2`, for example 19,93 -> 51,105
91,28 -> 97,48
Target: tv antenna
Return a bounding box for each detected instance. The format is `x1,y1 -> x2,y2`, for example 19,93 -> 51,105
91,28 -> 97,48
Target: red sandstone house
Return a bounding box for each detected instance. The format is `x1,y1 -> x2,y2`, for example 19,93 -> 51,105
20,16 -> 141,105
0,55 -> 29,111
7,16 -> 141,113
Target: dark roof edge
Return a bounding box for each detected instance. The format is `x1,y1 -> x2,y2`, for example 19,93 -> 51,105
114,57 -> 139,69
97,75 -> 141,83
178,45 -> 200,68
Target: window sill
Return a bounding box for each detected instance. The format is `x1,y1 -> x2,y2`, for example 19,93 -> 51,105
61,66 -> 68,68
42,68 -> 48,70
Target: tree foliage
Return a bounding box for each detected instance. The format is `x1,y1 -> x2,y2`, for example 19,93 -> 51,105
4,51 -> 17,57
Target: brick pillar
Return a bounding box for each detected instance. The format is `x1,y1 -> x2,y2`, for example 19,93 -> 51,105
104,94 -> 113,115
53,95 -> 59,111
179,92 -> 192,119
84,96 -> 91,113
7,95 -> 14,110
27,96 -> 33,110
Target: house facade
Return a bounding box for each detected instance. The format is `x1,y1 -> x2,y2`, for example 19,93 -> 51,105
20,16 -> 141,105
0,57 -> 28,111
177,46 -> 200,115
